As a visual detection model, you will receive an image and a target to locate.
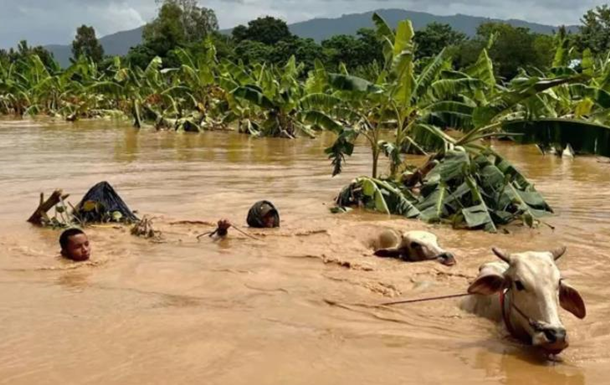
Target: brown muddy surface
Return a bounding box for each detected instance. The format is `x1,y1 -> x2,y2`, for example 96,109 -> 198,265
0,119 -> 609,384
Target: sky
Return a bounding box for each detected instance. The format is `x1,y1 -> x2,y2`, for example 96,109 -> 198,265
0,0 -> 606,49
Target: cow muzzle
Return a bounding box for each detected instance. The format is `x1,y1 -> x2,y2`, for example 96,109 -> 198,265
436,252 -> 456,266
532,324 -> 569,354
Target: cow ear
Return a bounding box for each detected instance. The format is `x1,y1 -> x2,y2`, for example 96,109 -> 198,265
560,281 -> 586,319
468,272 -> 507,295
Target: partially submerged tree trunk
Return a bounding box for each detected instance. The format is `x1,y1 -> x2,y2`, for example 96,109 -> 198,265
27,190 -> 70,226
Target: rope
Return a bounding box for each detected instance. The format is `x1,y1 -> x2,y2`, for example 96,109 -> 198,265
196,224 -> 260,241
379,293 -> 472,306
231,225 -> 261,241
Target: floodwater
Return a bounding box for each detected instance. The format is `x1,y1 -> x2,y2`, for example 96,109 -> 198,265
0,119 -> 609,385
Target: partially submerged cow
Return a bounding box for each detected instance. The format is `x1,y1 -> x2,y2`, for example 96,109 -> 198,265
462,246 -> 586,355
373,230 -> 456,266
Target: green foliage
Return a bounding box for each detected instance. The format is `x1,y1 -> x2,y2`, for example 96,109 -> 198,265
127,0 -> 218,68
414,23 -> 467,60
322,28 -> 384,71
335,149 -> 553,232
456,22 -> 554,80
146,0 -> 218,44
503,119 -> 610,157
5,9 -> 610,233
0,40 -> 57,70
578,5 -> 610,56
72,25 -> 105,63
232,16 -> 294,45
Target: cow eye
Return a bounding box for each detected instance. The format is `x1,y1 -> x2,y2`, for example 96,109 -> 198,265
515,280 -> 525,291
410,242 -> 421,249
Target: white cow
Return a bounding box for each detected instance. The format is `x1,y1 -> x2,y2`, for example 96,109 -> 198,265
373,230 -> 456,266
462,246 -> 586,354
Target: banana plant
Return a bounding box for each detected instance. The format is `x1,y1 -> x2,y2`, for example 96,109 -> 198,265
327,13 -> 586,232
227,56 -> 342,138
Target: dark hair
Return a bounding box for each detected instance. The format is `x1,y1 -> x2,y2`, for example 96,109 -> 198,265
59,228 -> 85,250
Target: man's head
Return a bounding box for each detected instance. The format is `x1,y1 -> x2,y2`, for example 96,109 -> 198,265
247,201 -> 280,228
59,228 -> 91,262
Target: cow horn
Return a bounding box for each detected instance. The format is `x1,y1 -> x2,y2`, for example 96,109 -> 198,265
492,247 -> 511,263
551,246 -> 567,261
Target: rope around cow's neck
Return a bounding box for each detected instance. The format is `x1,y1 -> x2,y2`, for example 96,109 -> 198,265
502,288 -> 543,334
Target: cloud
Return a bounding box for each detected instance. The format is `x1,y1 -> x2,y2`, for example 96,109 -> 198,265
0,0 -> 606,48
0,0 -> 155,48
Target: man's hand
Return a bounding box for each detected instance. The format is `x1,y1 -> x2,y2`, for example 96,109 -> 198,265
217,219 -> 232,230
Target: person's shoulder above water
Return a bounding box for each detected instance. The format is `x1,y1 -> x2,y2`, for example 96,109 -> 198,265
246,200 -> 280,228
59,228 -> 91,262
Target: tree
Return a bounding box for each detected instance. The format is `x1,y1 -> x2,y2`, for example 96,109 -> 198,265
578,5 -> 610,55
355,28 -> 384,65
322,35 -> 363,69
232,16 -> 293,45
128,0 -> 218,68
532,34 -> 555,69
272,38 -> 326,72
143,2 -> 187,46
233,40 -> 274,64
455,23 -> 553,80
321,29 -> 383,71
2,40 -> 57,69
414,23 -> 466,60
148,0 -> 218,43
208,32 -> 234,60
72,25 -> 105,62
231,25 -> 249,43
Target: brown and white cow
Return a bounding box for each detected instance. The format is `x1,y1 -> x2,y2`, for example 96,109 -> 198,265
373,230 -> 456,266
462,247 -> 586,355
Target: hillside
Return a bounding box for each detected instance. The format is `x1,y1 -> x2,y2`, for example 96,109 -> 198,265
48,26 -> 144,67
287,9 -> 578,41
46,9 -> 578,67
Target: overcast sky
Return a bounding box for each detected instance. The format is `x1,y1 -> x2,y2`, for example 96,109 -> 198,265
0,0 -> 605,49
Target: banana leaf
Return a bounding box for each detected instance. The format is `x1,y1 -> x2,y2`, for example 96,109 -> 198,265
415,48 -> 450,98
474,75 -> 583,127
462,203 -> 496,232
393,20 -> 415,57
502,119 -> 610,157
334,149 -> 553,232
232,86 -> 275,110
328,73 -> 382,94
298,110 -> 343,132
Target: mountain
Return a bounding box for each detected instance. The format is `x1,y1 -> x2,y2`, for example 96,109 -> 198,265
287,9 -> 579,42
47,26 -> 144,67
46,9 -> 579,67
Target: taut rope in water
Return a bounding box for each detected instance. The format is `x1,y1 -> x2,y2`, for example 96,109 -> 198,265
380,293 -> 472,306
196,221 -> 260,241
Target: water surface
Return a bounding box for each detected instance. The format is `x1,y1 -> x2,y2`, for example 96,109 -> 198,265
0,119 -> 608,384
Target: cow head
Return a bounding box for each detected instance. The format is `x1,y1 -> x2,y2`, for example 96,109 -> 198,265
468,247 -> 586,354
374,231 -> 456,266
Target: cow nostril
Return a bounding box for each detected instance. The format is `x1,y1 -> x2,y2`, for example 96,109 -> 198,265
543,329 -> 557,343
543,328 -> 567,343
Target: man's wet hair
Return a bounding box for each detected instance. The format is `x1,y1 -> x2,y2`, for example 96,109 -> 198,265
59,228 -> 85,250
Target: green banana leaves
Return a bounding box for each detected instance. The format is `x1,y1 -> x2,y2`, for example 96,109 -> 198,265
335,149 -> 552,232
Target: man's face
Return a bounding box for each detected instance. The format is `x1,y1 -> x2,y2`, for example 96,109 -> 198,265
63,234 -> 91,261
263,213 -> 276,228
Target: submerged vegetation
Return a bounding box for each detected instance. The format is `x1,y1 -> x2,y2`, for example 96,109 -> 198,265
4,2 -> 610,232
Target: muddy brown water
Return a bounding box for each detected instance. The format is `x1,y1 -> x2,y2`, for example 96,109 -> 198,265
0,119 -> 609,384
